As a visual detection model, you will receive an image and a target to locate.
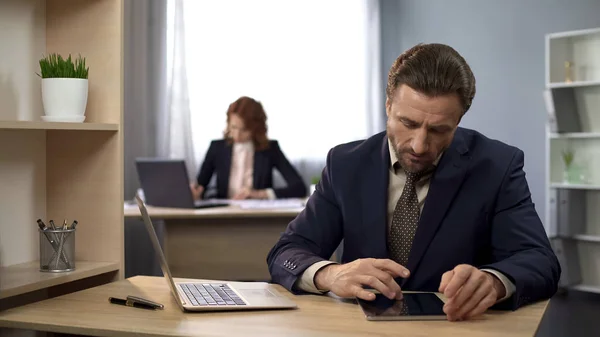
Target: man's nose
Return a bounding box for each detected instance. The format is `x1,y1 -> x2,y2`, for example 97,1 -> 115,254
410,130 -> 429,154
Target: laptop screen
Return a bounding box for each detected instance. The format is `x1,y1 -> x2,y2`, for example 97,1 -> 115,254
135,159 -> 195,208
135,195 -> 186,308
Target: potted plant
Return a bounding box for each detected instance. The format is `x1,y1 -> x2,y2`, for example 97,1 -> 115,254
310,176 -> 320,195
562,149 -> 578,183
38,53 -> 89,122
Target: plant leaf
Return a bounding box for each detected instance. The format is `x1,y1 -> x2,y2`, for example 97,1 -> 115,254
37,53 -> 88,79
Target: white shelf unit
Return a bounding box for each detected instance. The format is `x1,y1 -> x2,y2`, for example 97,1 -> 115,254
545,27 -> 600,294
546,27 -> 600,86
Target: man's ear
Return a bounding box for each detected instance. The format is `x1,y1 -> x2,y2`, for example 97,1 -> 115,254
385,97 -> 391,117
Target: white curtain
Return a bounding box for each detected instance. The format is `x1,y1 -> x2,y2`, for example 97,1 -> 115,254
164,0 -> 196,180
168,0 -> 382,184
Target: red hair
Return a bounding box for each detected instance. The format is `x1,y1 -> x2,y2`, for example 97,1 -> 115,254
224,96 -> 269,150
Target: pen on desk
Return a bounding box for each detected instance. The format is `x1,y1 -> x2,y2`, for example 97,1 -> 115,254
70,220 -> 78,229
49,220 -> 57,230
109,297 -> 162,310
62,219 -> 68,230
127,295 -> 164,310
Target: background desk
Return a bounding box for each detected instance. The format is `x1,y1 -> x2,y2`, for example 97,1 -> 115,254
124,205 -> 302,281
0,275 -> 549,337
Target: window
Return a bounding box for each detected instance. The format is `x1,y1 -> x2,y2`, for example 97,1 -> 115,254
170,0 -> 380,167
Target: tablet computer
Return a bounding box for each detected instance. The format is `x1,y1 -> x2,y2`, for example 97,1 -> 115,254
357,293 -> 446,321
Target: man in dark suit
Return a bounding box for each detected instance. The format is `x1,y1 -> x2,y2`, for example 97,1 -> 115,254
267,43 -> 560,321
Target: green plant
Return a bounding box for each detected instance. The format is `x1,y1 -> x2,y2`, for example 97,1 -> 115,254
562,150 -> 574,168
311,176 -> 320,185
37,53 -> 89,79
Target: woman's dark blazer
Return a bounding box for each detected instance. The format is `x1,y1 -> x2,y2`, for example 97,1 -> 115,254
196,139 -> 307,199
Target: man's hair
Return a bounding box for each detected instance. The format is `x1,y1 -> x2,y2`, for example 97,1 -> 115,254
386,43 -> 476,114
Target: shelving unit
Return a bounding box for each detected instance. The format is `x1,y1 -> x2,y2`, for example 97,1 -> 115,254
0,0 -> 123,310
545,27 -> 600,294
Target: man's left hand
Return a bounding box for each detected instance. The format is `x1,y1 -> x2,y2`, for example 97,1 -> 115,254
438,264 -> 506,321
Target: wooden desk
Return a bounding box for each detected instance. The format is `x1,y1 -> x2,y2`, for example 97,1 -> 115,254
124,205 -> 302,281
0,276 -> 549,337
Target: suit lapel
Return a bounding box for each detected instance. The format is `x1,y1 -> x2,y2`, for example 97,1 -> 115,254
253,149 -> 267,189
403,131 -> 470,280
361,135 -> 390,259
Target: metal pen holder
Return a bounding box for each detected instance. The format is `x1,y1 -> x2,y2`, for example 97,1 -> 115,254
39,227 -> 76,272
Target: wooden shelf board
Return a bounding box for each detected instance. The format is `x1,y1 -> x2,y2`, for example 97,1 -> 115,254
570,284 -> 600,294
0,121 -> 119,131
0,261 -> 119,299
547,80 -> 600,89
550,132 -> 600,139
550,183 -> 600,190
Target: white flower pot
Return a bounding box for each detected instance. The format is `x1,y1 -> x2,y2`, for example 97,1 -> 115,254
41,78 -> 88,118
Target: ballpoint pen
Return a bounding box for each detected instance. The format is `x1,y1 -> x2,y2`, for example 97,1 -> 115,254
54,224 -> 68,269
126,295 -> 164,309
109,296 -> 164,310
37,220 -> 54,246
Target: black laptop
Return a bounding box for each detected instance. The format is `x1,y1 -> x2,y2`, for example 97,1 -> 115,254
135,158 -> 229,209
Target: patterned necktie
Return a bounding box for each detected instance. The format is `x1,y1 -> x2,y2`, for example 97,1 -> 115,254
388,169 -> 422,266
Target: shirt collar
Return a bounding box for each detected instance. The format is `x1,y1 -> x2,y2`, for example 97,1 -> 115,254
233,141 -> 254,151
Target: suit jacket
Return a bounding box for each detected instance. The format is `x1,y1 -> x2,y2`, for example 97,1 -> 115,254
196,139 -> 307,199
267,128 -> 560,310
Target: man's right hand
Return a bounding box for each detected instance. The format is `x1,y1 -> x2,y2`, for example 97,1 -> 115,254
314,258 -> 410,301
190,183 -> 204,201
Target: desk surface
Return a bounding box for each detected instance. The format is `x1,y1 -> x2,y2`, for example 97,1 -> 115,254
0,276 -> 548,337
124,204 -> 303,219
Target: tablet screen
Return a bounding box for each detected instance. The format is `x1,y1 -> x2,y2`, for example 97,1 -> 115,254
357,293 -> 446,320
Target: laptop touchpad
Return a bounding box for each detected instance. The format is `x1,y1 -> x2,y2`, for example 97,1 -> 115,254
239,289 -> 277,298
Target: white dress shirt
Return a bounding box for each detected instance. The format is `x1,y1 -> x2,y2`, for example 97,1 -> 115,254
295,139 -> 515,302
227,141 -> 276,199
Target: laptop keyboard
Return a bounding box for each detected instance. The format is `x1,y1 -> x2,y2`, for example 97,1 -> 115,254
180,283 -> 247,306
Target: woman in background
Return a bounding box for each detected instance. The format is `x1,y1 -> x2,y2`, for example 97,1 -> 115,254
191,96 -> 307,200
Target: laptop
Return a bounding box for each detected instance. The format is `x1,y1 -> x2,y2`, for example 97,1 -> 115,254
135,158 -> 229,209
135,195 -> 298,312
